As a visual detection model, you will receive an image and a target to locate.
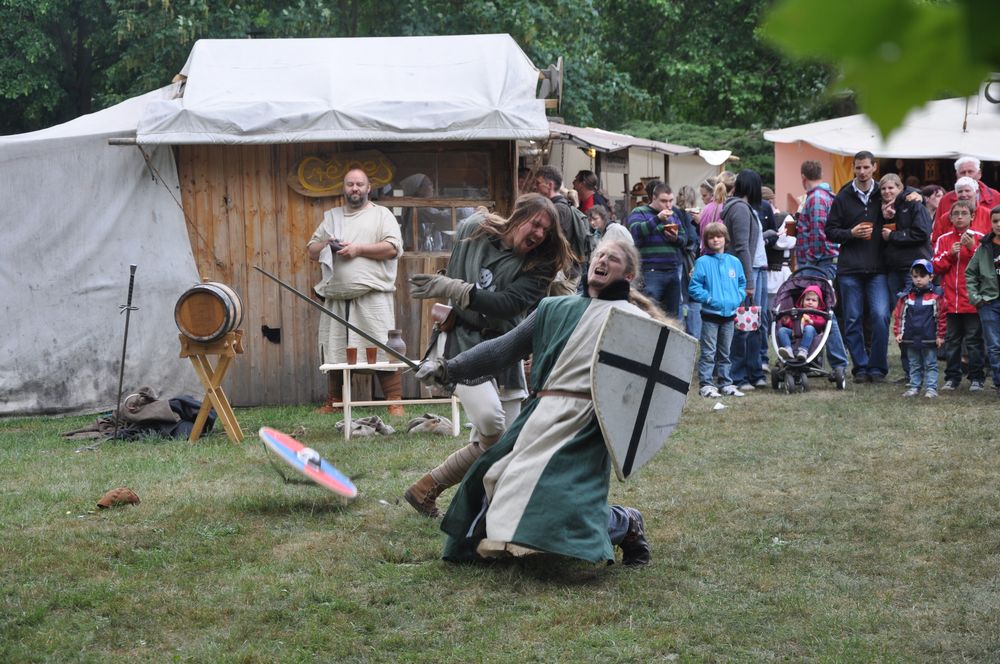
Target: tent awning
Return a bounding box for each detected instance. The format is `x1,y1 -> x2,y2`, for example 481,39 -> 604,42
548,121 -> 698,156
763,95 -> 1000,161
136,35 -> 550,145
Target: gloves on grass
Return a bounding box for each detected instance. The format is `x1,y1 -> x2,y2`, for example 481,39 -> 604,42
335,416 -> 395,437
405,413 -> 454,435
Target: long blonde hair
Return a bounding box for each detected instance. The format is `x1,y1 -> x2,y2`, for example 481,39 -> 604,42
713,170 -> 736,204
628,289 -> 671,324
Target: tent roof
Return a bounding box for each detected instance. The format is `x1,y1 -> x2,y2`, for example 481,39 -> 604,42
0,85 -> 177,152
763,95 -> 1000,161
136,35 -> 549,145
548,121 -> 698,156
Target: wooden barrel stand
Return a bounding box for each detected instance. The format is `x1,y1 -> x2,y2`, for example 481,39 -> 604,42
179,330 -> 245,443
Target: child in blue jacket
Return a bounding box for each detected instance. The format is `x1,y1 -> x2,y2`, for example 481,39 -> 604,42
893,259 -> 945,398
689,222 -> 747,397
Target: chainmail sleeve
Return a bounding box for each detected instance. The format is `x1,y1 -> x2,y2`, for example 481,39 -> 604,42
446,311 -> 536,384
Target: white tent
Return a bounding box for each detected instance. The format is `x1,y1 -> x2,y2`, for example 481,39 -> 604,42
137,35 -> 549,145
763,94 -> 1000,209
2,34 -> 549,415
548,122 -> 698,157
545,122 -> 732,215
1,86 -> 202,415
764,95 -> 1000,160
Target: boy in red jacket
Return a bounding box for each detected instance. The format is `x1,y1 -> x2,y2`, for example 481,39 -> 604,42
932,200 -> 987,391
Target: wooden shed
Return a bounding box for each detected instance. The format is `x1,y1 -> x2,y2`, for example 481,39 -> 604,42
136,35 -> 549,405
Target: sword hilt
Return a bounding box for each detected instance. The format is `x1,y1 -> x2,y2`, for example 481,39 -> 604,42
124,264 -> 137,305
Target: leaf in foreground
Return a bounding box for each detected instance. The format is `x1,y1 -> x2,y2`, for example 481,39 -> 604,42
762,0 -> 990,137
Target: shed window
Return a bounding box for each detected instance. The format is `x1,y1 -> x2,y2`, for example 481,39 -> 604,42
376,151 -> 493,252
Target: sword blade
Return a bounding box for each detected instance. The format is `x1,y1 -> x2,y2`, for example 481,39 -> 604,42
254,265 -> 419,371
112,264 -> 138,442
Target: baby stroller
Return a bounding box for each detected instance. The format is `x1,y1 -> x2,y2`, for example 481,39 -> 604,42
769,266 -> 847,393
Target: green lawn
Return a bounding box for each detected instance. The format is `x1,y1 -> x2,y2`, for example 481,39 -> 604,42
2,380 -> 998,662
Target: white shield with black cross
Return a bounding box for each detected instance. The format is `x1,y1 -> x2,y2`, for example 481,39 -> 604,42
591,307 -> 696,481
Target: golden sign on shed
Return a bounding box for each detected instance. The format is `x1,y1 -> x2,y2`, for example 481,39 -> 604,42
288,150 -> 395,197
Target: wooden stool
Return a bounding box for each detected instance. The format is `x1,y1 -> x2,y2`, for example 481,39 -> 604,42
179,330 -> 244,443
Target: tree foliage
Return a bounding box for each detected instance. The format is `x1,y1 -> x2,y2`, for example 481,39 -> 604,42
594,0 -> 841,130
0,0 -> 117,133
0,0 -> 839,138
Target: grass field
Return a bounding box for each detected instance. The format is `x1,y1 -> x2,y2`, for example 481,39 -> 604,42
2,379 -> 998,662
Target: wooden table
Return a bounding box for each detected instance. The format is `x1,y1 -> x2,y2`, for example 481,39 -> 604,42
319,361 -> 462,440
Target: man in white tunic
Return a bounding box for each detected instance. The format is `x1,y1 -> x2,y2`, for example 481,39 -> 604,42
307,168 -> 404,414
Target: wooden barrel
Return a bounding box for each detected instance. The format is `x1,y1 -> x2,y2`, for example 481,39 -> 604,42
174,282 -> 243,343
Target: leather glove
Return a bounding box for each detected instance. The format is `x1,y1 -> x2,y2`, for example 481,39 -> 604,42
414,358 -> 449,387
97,487 -> 140,509
409,274 -> 474,308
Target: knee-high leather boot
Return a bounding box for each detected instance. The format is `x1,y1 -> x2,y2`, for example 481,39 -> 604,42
378,370 -> 405,417
403,433 -> 501,518
315,372 -> 343,414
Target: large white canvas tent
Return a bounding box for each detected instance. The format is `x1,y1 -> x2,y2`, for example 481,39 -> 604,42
137,35 -> 548,145
1,86 -> 201,415
764,93 -> 1000,211
2,34 -> 549,415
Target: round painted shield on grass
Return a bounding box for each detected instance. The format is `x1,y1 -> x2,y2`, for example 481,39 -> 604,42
259,427 -> 357,498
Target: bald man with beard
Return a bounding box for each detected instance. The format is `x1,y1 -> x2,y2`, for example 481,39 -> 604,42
307,168 -> 405,415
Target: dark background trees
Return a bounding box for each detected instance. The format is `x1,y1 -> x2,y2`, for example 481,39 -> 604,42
0,0 -> 844,180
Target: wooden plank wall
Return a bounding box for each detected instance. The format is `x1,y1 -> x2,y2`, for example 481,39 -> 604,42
176,141 -> 515,406
176,143 -> 327,406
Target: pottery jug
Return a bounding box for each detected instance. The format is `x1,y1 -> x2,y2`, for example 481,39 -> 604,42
386,330 -> 407,358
